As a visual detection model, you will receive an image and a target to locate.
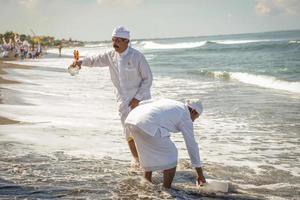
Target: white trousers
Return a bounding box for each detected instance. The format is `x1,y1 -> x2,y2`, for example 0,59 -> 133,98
119,106 -> 132,140
127,124 -> 178,171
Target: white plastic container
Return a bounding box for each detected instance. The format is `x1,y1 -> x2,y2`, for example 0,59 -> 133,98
197,179 -> 229,193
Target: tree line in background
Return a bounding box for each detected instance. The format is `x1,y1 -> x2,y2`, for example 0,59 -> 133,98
0,31 -> 84,47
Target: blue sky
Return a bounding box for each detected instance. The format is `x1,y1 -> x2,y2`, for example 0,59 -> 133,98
0,0 -> 299,41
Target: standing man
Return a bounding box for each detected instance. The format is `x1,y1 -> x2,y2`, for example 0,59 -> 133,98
58,42 -> 62,57
69,26 -> 153,164
125,99 -> 206,188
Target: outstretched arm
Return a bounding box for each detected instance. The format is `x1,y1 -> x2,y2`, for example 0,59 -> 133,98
81,53 -> 110,67
69,52 -> 110,75
70,52 -> 110,69
179,120 -> 206,184
180,120 -> 202,167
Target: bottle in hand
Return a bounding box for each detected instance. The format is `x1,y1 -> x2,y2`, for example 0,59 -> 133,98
68,50 -> 81,76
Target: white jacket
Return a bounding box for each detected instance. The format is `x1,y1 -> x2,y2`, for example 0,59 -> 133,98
82,47 -> 152,114
125,99 -> 202,167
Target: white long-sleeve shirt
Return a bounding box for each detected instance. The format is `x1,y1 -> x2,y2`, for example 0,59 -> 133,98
82,46 -> 153,114
125,99 -> 202,167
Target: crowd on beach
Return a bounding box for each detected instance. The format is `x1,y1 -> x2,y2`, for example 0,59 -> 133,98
0,31 -> 85,60
0,34 -> 43,59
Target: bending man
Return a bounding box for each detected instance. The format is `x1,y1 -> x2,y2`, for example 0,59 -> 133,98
125,98 -> 206,188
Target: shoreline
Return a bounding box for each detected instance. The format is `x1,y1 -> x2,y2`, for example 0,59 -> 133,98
0,59 -> 32,125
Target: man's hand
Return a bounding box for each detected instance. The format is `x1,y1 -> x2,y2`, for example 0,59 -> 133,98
129,98 -> 140,109
197,175 -> 207,186
196,167 -> 206,186
70,60 -> 82,69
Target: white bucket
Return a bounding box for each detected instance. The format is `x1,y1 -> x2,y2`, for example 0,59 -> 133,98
197,179 -> 229,193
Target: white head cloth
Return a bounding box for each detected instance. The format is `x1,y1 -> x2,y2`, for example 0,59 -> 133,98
185,99 -> 203,115
112,26 -> 130,40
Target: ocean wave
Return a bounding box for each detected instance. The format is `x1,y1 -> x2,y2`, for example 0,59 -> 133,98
210,39 -> 271,45
140,39 -> 277,50
195,70 -> 231,80
288,40 -> 300,44
141,41 -> 207,49
130,41 -> 138,45
230,72 -> 300,93
194,70 -> 300,93
84,43 -> 108,48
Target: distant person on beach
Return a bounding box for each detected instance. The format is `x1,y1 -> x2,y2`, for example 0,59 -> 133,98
125,98 -> 206,188
22,40 -> 30,59
36,42 -> 42,58
69,26 -> 153,165
1,38 -> 12,58
58,43 -> 62,57
13,33 -> 21,58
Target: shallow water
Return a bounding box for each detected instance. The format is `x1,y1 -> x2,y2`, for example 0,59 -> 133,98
0,145 -> 298,199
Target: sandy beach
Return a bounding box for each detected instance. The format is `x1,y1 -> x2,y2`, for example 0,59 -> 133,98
0,59 -> 29,125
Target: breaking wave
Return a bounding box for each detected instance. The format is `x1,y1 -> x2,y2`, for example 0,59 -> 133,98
141,41 -> 208,49
140,39 -> 277,50
195,70 -> 300,94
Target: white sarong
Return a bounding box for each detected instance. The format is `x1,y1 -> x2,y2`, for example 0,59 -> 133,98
127,125 -> 178,171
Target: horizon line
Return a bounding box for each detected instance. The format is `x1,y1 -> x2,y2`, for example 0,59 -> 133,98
87,28 -> 300,43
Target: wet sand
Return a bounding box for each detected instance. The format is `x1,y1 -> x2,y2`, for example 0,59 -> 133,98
0,59 -> 31,125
